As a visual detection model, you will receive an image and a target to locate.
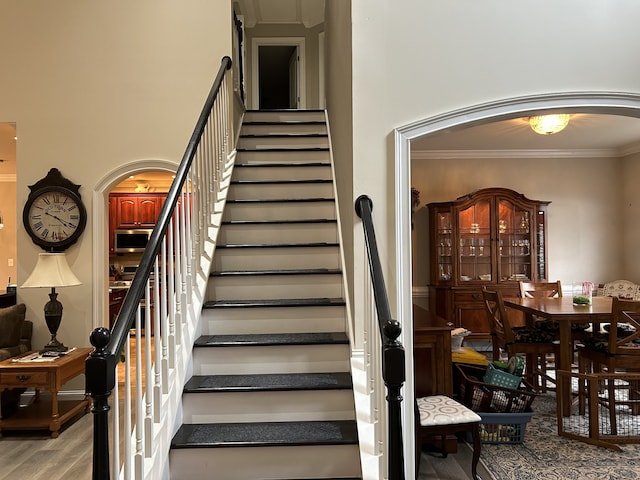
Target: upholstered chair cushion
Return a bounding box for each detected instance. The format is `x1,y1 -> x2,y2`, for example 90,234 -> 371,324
0,303 -> 26,349
416,395 -> 481,426
602,280 -> 640,300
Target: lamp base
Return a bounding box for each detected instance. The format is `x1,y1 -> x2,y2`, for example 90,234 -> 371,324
43,289 -> 68,353
41,339 -> 68,353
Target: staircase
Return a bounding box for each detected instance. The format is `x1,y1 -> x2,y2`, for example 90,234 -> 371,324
169,110 -> 362,479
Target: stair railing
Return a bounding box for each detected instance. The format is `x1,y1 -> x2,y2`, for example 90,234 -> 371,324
86,56 -> 234,480
355,195 -> 405,480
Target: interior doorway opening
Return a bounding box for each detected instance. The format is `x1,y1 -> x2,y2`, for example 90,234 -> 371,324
251,37 -> 306,110
259,45 -> 298,109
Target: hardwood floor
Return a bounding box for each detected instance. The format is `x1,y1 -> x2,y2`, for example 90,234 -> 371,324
418,442 -> 492,480
0,409 -> 92,480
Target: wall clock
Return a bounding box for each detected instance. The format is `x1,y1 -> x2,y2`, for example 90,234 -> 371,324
22,168 -> 88,252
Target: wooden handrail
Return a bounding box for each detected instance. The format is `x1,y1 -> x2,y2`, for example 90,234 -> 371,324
86,56 -> 232,480
355,194 -> 405,480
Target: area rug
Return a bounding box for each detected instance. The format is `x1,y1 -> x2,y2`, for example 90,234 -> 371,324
479,394 -> 640,480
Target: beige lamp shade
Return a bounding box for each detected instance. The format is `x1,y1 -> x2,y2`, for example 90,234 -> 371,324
22,253 -> 82,288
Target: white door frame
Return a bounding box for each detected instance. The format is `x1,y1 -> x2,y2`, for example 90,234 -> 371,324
251,37 -> 306,110
394,91 -> 640,480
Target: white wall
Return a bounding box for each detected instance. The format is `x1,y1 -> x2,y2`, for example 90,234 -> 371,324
1,1 -> 232,356
348,0 -> 640,322
411,155 -> 625,289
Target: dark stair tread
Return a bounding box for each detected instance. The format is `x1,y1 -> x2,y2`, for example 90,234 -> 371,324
231,179 -> 332,185
211,268 -> 342,277
221,218 -> 337,225
234,162 -> 331,168
236,147 -> 330,152
246,109 -> 325,112
184,372 -> 352,393
194,332 -> 349,347
217,242 -> 339,249
243,121 -> 326,126
171,420 -> 358,448
240,133 -> 328,138
203,298 -> 346,309
226,197 -> 334,203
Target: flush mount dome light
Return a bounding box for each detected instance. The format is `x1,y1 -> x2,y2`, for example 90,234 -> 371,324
529,114 -> 570,135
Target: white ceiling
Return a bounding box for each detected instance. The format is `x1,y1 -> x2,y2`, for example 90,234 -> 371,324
235,0 -> 325,28
411,113 -> 640,157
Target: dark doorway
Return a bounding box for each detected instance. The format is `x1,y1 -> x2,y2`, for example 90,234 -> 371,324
258,45 -> 298,110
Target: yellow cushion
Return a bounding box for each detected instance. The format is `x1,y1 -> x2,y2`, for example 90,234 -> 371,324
452,346 -> 489,366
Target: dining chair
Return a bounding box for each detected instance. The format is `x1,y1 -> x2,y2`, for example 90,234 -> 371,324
519,280 -> 563,299
414,395 -> 482,480
577,297 -> 640,434
519,280 -> 591,343
482,287 -> 559,392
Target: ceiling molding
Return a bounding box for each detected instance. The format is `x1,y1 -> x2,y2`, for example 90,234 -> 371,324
411,148 -> 624,160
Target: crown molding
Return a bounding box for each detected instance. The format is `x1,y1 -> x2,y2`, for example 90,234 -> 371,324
411,148 -> 623,160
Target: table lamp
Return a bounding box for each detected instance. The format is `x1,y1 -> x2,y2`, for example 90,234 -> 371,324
22,252 -> 81,352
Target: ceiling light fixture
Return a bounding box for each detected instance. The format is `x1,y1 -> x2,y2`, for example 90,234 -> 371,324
529,114 -> 571,135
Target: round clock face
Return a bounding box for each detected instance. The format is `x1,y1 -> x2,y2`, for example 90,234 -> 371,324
23,186 -> 87,251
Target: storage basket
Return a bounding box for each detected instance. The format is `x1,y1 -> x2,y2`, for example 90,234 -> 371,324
477,410 -> 535,444
455,363 -> 537,413
483,362 -> 522,390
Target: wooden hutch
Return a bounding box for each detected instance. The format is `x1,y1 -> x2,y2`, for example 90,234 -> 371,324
427,187 -> 550,339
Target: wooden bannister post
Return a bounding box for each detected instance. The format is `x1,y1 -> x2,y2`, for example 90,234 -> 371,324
356,195 -> 406,480
86,328 -> 116,480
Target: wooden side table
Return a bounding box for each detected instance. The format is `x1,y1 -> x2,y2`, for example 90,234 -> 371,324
0,347 -> 93,438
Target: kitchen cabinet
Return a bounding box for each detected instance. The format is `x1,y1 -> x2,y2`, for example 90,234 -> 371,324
109,288 -> 126,329
110,193 -> 166,229
427,187 -> 550,338
108,193 -> 167,254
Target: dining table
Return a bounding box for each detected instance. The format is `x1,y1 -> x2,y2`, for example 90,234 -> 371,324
502,295 -> 613,417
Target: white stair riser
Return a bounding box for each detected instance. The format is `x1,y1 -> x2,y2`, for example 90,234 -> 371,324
182,390 -> 355,423
241,123 -> 327,135
223,202 -> 335,221
238,136 -> 329,150
228,182 -> 334,200
243,111 -> 325,123
207,274 -> 344,301
169,444 -> 361,480
213,246 -> 341,270
201,306 -> 346,335
218,222 -> 338,245
236,149 -> 330,164
232,165 -> 331,181
193,344 -> 351,375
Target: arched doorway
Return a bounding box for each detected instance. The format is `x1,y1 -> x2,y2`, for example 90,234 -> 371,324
92,160 -> 177,330
394,91 -> 640,463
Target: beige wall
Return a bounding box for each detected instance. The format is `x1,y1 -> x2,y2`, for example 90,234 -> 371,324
411,155 -> 627,290
325,0 -> 355,337
621,152 -> 640,279
348,0 -> 640,326
1,1 -> 232,355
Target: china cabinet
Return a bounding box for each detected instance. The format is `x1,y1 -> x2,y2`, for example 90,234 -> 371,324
427,187 -> 550,338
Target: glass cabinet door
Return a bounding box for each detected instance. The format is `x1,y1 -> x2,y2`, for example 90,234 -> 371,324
497,199 -> 532,282
457,199 -> 491,282
435,211 -> 453,282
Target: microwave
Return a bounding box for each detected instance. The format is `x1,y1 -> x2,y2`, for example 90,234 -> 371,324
114,229 -> 153,253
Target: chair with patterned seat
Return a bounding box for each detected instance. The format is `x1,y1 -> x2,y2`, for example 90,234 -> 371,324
415,395 -> 482,480
482,287 -> 559,392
